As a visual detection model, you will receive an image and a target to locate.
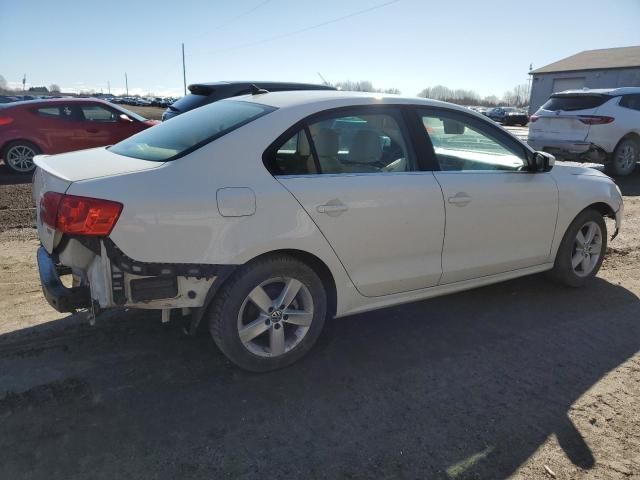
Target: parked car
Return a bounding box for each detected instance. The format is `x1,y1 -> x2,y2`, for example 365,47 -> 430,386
33,91 -> 623,371
529,87 -> 640,176
0,95 -> 20,104
487,107 -> 528,125
0,98 -> 158,173
162,81 -> 336,121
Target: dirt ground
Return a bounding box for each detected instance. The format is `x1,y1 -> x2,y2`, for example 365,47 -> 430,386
0,166 -> 639,480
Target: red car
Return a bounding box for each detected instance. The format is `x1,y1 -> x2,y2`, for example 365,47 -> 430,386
0,98 -> 159,173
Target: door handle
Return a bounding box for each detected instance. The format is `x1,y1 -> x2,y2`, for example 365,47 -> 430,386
86,128 -> 99,133
448,192 -> 472,206
317,203 -> 348,214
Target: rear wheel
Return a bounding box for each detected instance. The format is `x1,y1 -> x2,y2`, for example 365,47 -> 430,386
551,209 -> 607,287
605,138 -> 638,177
208,254 -> 327,372
2,140 -> 40,174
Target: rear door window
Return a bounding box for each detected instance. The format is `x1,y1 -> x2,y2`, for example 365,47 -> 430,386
35,105 -> 78,120
267,110 -> 414,175
109,100 -> 275,161
541,95 -> 610,111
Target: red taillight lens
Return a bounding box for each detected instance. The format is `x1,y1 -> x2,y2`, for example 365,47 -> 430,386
40,192 -> 63,228
0,117 -> 14,126
40,192 -> 123,236
530,115 -> 539,123
578,115 -> 615,125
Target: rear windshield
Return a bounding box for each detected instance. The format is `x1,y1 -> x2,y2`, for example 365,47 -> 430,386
169,94 -> 210,112
541,94 -> 610,111
109,100 -> 275,161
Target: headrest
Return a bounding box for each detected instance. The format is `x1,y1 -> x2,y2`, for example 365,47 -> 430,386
349,130 -> 382,163
314,128 -> 339,157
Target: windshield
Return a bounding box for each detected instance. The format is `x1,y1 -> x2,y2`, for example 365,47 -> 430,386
109,100 -> 275,161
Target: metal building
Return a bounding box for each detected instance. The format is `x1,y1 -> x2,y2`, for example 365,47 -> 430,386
529,46 -> 640,112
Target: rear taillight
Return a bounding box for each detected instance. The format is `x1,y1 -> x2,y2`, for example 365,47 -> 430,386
529,115 -> 539,123
40,192 -> 123,236
578,115 -> 615,125
0,117 -> 14,126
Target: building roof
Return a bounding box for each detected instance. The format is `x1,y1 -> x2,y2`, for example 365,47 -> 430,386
530,46 -> 640,74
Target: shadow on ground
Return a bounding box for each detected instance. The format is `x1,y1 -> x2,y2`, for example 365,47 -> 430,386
0,274 -> 638,479
615,165 -> 640,196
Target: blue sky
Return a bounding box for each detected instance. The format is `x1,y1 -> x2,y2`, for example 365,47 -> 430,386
1,0 -> 639,97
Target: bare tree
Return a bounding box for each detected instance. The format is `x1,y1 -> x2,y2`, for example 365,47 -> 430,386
0,74 -> 8,93
333,80 -> 401,94
49,84 -> 61,93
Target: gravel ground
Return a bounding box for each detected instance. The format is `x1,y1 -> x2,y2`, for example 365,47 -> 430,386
0,166 -> 639,480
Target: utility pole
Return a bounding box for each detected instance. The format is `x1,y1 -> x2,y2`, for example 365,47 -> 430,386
182,43 -> 187,96
22,74 -> 26,92
125,72 -> 129,97
108,80 -> 111,95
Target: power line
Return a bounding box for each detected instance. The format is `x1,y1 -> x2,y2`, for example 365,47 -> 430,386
211,0 -> 273,30
209,0 -> 400,54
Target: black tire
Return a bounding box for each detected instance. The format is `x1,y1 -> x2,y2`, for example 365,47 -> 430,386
208,254 -> 327,372
605,137 -> 639,177
550,208 -> 607,287
1,140 -> 41,174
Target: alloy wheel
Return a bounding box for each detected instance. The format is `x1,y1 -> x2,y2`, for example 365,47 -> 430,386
6,144 -> 37,173
614,143 -> 637,171
571,221 -> 603,277
237,277 -> 314,357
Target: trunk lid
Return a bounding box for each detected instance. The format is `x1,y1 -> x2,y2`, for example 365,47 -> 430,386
32,148 -> 162,253
33,147 -> 163,182
529,110 -> 594,142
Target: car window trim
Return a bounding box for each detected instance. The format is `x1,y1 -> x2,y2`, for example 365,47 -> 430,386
263,104 -> 420,176
414,106 -> 534,173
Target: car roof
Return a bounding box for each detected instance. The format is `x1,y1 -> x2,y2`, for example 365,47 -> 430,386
0,97 -> 112,109
555,87 -> 640,96
228,90 -> 469,112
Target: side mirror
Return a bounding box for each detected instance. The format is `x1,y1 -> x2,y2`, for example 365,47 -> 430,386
119,113 -> 133,122
443,119 -> 465,135
532,151 -> 555,172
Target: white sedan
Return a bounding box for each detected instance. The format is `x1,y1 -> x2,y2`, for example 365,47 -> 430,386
33,91 -> 624,371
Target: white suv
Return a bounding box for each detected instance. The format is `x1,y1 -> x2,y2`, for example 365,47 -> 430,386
528,87 -> 640,176
33,91 -> 623,371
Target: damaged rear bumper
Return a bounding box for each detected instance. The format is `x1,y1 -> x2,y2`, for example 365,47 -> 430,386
37,246 -> 91,313
37,237 -> 235,315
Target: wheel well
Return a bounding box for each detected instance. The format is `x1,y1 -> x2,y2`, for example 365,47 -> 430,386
191,249 -> 339,335
0,138 -> 42,156
586,202 -> 615,219
267,249 -> 338,319
616,132 -> 640,150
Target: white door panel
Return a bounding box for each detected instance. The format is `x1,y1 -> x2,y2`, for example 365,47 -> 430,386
279,173 -> 445,297
435,172 -> 558,283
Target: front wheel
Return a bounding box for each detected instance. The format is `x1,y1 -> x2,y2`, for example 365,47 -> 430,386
208,255 -> 327,372
605,138 -> 638,177
551,209 -> 607,287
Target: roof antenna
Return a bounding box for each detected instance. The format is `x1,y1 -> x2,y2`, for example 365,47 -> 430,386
250,84 -> 269,95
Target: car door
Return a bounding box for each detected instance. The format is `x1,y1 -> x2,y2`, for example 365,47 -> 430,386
417,107 -> 558,284
32,104 -> 89,154
268,106 -> 445,297
75,103 -> 125,148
